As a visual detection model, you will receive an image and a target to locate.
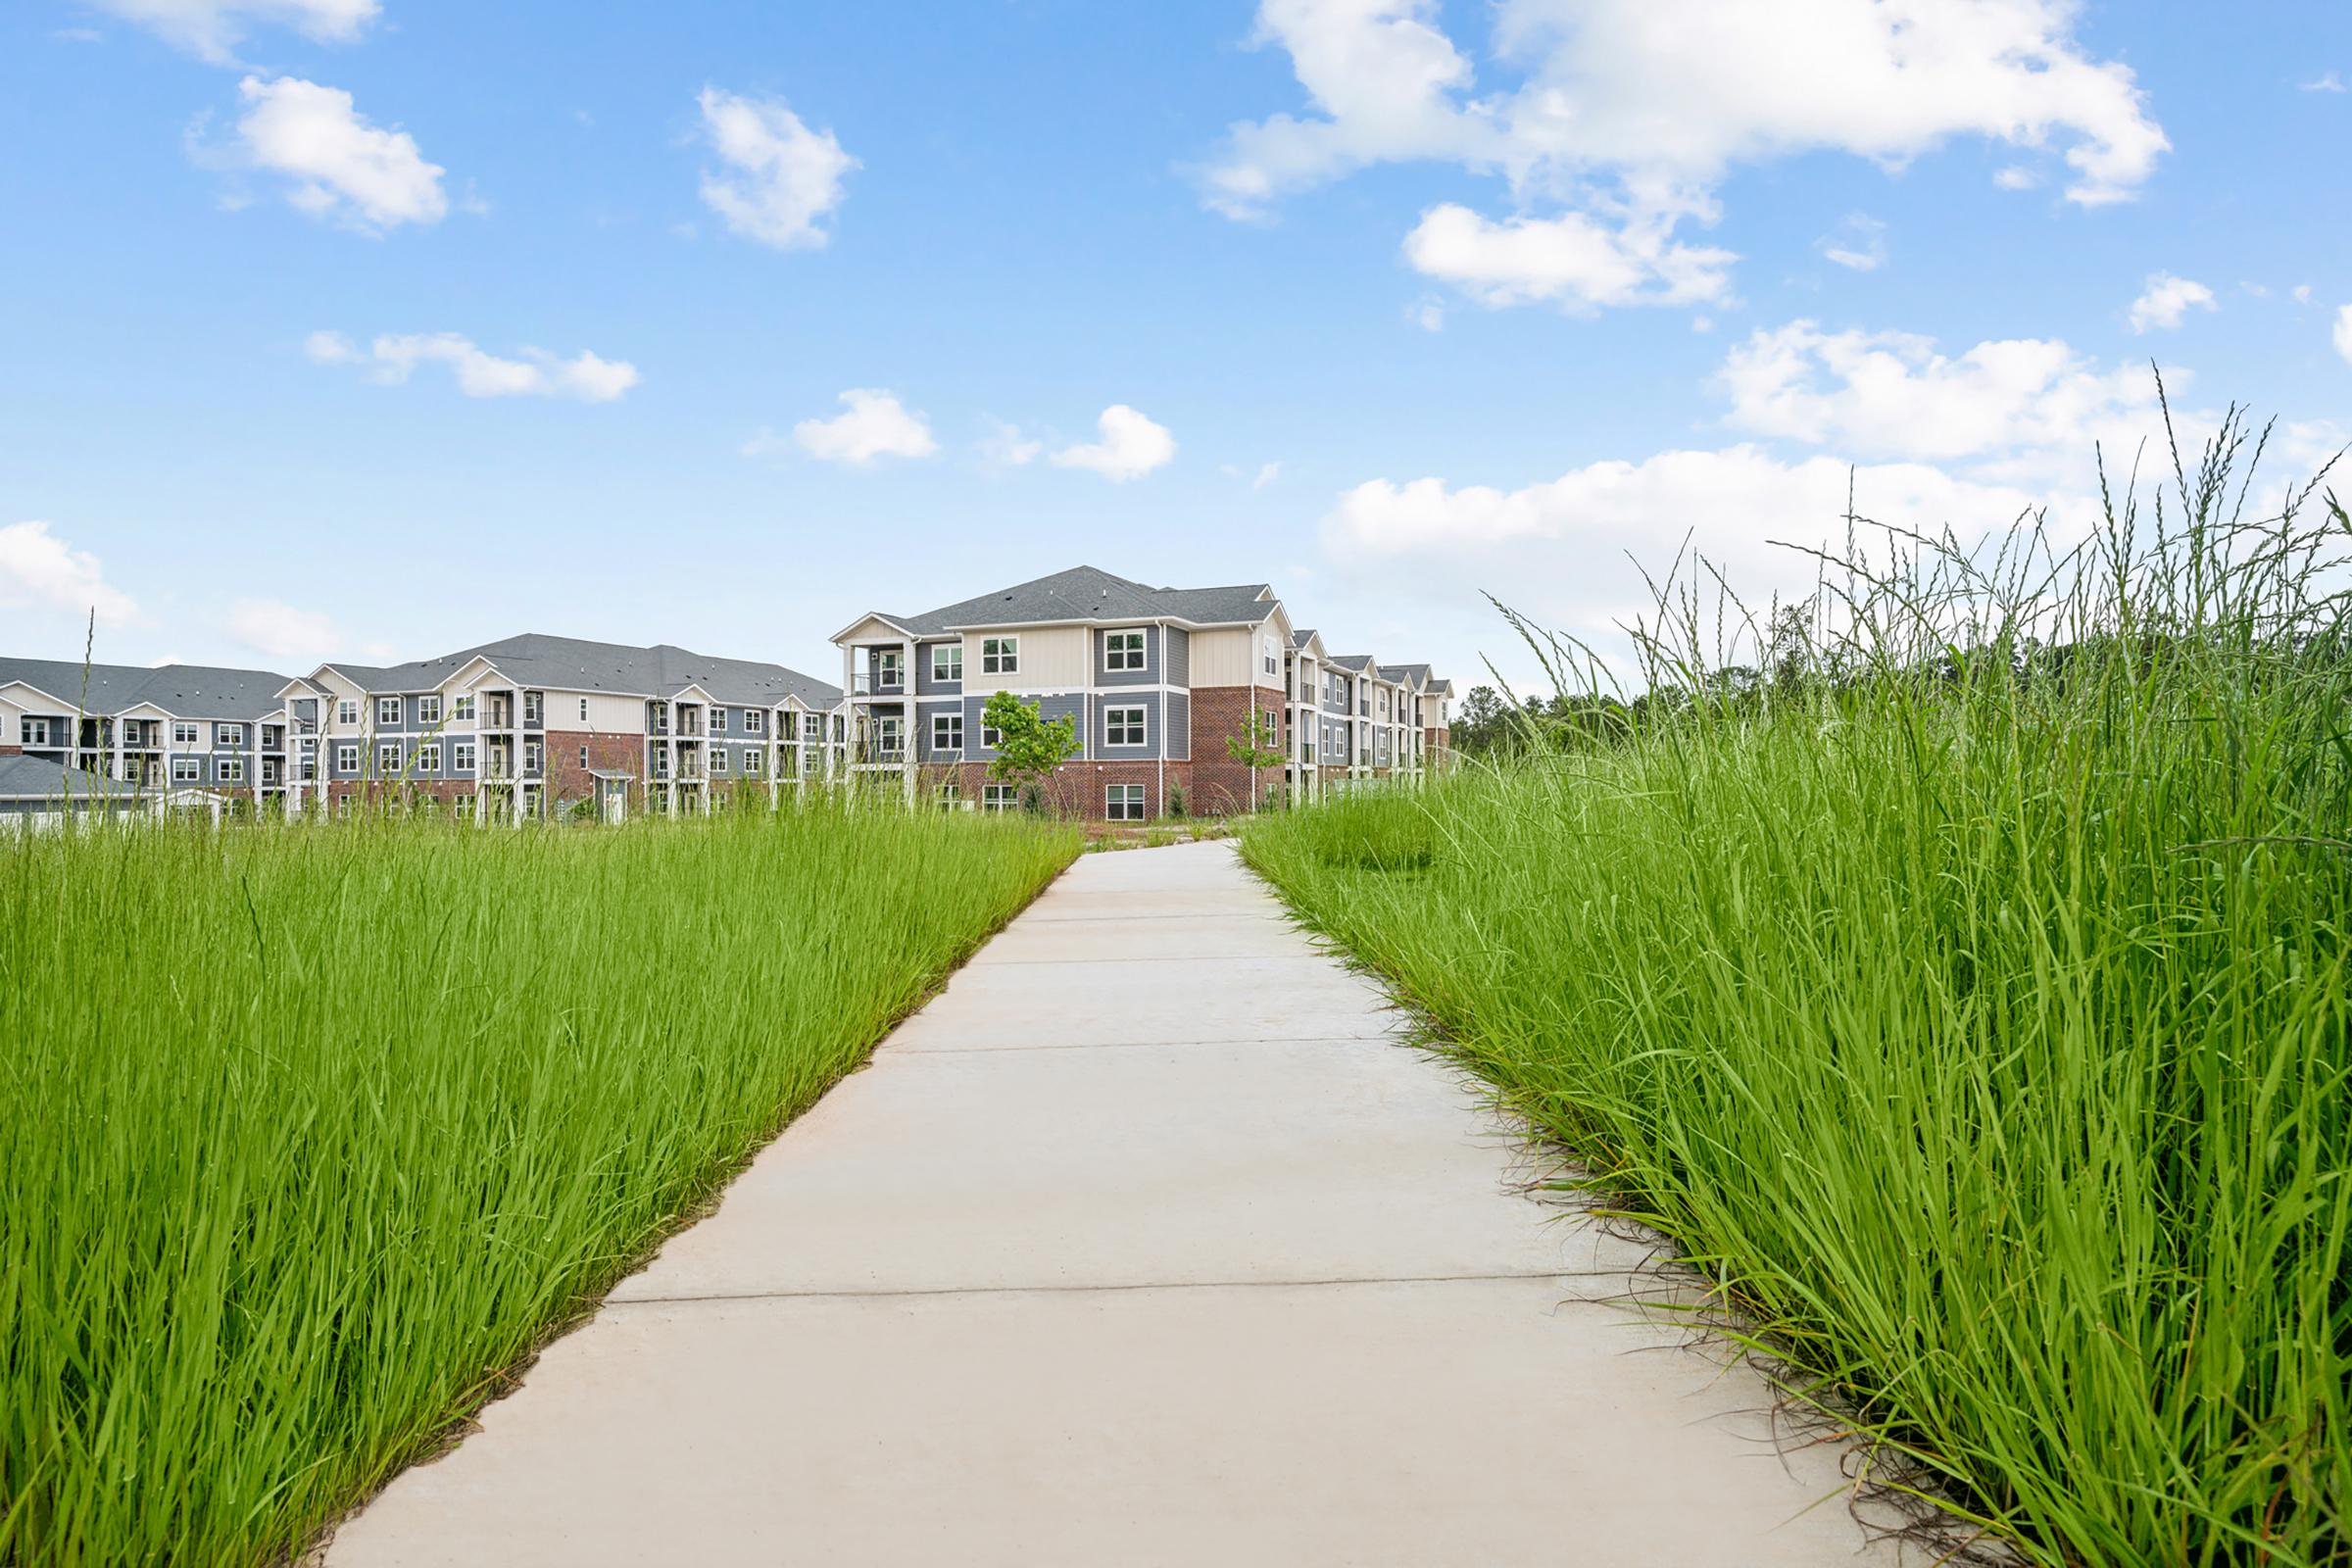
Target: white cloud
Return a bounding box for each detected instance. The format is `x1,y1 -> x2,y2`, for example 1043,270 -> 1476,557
1403,202 -> 1736,311
2301,71 -> 2346,93
1406,296 -> 1446,331
2335,305 -> 2352,368
1253,461 -> 1283,490
1817,213 -> 1887,271
307,330 -> 639,401
1716,319 -> 2166,475
1051,405 -> 1177,482
1993,165 -> 2041,190
0,521 -> 138,627
2292,284 -> 2314,305
792,389 -> 937,465
696,86 -> 856,251
227,598 -> 342,662
976,417 -> 1043,468
208,74 -> 446,231
83,0 -> 376,65
1202,0 -> 2164,311
2128,272 -> 2216,333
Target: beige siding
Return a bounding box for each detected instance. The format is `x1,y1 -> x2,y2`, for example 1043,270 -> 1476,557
1190,627 -> 1256,688
552,690 -> 645,732
982,626 -> 1088,689
836,614 -> 912,646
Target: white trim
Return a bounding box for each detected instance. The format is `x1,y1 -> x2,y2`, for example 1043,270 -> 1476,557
1102,627 -> 1147,673
1102,702 -> 1147,749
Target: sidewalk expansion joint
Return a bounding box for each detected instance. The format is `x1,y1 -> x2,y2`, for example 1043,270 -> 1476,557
606,1268 -> 1621,1308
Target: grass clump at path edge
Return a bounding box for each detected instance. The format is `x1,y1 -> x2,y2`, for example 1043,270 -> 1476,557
1245,414 -> 2352,1566
0,797 -> 1077,1564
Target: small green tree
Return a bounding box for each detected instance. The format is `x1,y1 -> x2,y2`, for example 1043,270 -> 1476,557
1225,707 -> 1286,809
983,691 -> 1079,813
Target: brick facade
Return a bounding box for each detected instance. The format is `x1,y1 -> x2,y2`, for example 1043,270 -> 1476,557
543,728 -> 643,804
1186,684 -> 1287,815
925,760 -> 1199,821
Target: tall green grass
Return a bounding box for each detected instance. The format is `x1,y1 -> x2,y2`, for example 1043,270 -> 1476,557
1245,415 -> 2351,1565
0,800 -> 1076,1564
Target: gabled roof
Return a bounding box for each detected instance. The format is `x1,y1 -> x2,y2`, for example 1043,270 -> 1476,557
314,634 -> 841,710
0,658 -> 291,719
869,565 -> 1277,637
0,754 -> 137,803
1326,654 -> 1374,674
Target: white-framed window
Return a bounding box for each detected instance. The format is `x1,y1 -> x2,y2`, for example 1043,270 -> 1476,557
577,746 -> 588,768
172,720 -> 199,745
1105,783 -> 1146,821
452,693 -> 474,722
335,743 -> 359,773
524,691 -> 544,724
416,744 -> 441,773
932,712 -> 963,753
21,717 -> 50,747
220,758 -> 246,784
980,719 -> 1001,749
745,750 -> 763,776
172,756 -> 200,784
1103,704 -> 1146,747
981,636 -> 1018,675
377,742 -> 403,774
711,749 -> 728,773
455,793 -> 475,819
1262,636 -> 1279,677
876,650 -> 903,687
982,783 -> 1017,811
298,737 -> 317,780
418,695 -> 442,724
453,741 -> 475,774
577,697 -> 589,722
875,715 -> 904,757
711,708 -> 729,732
334,797 -> 353,819
337,699 -> 359,726
1104,629 -> 1145,672
219,724 -> 245,748
804,713 -> 821,741
523,741 -> 543,774
931,643 -> 962,683
377,697 -> 401,726
745,709 -> 765,734
936,782 -> 960,808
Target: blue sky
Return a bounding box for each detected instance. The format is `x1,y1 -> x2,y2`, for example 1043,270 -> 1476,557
2,0 -> 2347,694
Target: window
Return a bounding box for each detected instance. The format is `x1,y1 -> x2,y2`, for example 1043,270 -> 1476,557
172,756 -> 200,784
452,694 -> 474,722
981,636 -> 1018,675
745,750 -> 763,777
219,758 -> 245,784
299,738 -> 317,780
456,793 -> 475,820
982,783 -> 1016,811
21,717 -> 50,747
980,720 -> 1001,749
936,782 -> 960,808
453,742 -> 475,773
932,712 -> 963,753
930,644 -> 962,683
172,720 -> 199,745
1103,705 -> 1146,747
711,707 -> 728,733
745,709 -> 764,734
1105,783 -> 1146,821
418,695 -> 442,724
577,746 -> 588,769
524,691 -> 544,724
875,715 -> 904,758
523,741 -> 543,774
804,713 -> 821,741
578,697 -> 590,722
335,743 -> 359,773
377,697 -> 401,726
1104,630 -> 1145,672
378,742 -> 403,774
219,724 -> 245,748
417,744 -> 441,773
337,700 -> 358,726
710,749 -> 728,773
1263,637 -> 1280,677
876,650 -> 903,688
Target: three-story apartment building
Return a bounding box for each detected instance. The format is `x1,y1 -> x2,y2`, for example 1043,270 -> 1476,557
281,634 -> 842,821
833,566 -> 1306,819
0,659 -> 294,815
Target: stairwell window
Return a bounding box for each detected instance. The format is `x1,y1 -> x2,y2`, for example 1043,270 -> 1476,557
981,636 -> 1018,675
933,712 -> 963,753
1105,784 -> 1145,821
1104,630 -> 1145,673
577,697 -> 590,722
931,644 -> 962,683
1103,705 -> 1146,747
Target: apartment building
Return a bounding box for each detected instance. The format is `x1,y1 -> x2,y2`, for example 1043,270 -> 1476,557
1280,643 -> 1446,801
281,634 -> 843,821
834,565 -> 1450,819
0,659 -> 295,815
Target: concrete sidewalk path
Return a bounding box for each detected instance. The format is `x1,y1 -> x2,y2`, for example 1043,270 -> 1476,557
327,840 -> 1896,1567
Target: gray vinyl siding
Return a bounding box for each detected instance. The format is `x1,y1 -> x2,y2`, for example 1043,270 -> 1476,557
1164,626 -> 1190,687
960,693 -> 1085,762
1166,691 -> 1190,760
917,710 -> 968,763
1096,628 -> 1154,687
1095,691 -> 1160,758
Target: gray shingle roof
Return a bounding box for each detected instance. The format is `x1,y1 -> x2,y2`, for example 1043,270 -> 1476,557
1291,628 -> 1318,649
879,565 -> 1276,636
323,634 -> 840,709
0,658 -> 291,719
0,754 -> 137,803
1326,654 -> 1374,673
